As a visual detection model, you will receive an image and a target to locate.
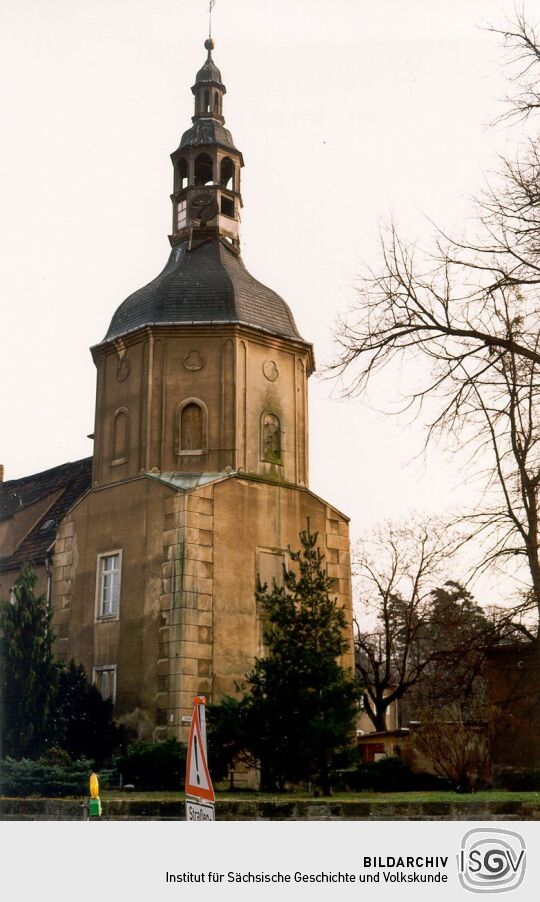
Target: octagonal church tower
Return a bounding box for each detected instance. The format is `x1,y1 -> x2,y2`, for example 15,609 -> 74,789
51,39 -> 354,740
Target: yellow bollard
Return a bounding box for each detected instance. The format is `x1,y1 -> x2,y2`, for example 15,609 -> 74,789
88,772 -> 102,817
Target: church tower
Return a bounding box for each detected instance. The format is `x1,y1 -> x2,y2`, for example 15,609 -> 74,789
90,37 -> 311,490
51,38 -> 353,743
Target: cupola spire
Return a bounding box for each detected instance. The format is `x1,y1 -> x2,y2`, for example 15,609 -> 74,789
192,36 -> 226,122
170,34 -> 244,251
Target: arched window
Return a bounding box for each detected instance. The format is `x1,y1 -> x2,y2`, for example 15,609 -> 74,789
214,92 -> 220,114
194,153 -> 213,186
112,408 -> 129,464
176,400 -> 207,454
261,412 -> 281,464
220,157 -> 235,190
182,404 -> 202,449
204,89 -> 210,113
177,157 -> 188,190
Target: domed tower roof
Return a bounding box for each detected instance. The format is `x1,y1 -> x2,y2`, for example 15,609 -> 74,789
178,120 -> 238,154
102,239 -> 302,343
195,37 -> 224,86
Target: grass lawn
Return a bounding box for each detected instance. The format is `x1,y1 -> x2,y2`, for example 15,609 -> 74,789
99,790 -> 540,804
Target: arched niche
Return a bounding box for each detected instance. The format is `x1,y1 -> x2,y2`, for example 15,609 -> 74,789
194,153 -> 213,186
175,399 -> 208,455
111,407 -> 129,465
177,157 -> 189,190
260,411 -> 282,464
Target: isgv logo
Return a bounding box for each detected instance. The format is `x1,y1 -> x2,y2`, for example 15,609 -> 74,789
458,829 -> 526,893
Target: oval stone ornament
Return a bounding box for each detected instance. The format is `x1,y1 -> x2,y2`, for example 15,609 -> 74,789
263,360 -> 279,382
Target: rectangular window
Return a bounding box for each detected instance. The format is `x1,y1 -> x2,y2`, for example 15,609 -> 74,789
96,551 -> 121,619
93,665 -> 117,703
220,195 -> 235,217
176,200 -> 187,230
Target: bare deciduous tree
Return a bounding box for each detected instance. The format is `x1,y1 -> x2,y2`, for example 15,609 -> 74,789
356,522 -> 473,730
488,9 -> 540,124
355,522 -> 534,731
334,14 -> 540,624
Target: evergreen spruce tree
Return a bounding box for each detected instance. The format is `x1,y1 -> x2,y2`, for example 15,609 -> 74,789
227,526 -> 360,794
0,564 -> 58,758
52,661 -> 121,765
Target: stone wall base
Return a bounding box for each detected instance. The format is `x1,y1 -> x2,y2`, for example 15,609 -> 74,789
1,798 -> 538,821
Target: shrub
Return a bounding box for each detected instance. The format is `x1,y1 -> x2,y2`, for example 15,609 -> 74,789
115,739 -> 186,791
412,704 -> 497,792
495,770 -> 540,791
338,756 -> 451,792
0,756 -> 93,797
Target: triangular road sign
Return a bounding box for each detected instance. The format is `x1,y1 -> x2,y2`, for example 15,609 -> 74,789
185,699 -> 215,802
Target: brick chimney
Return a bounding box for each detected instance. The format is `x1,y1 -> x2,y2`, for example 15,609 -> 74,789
0,464 -> 4,483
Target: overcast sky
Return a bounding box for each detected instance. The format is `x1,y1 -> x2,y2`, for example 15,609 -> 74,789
0,0 -> 526,601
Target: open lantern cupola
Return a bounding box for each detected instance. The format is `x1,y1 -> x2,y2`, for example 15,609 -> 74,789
170,38 -> 244,250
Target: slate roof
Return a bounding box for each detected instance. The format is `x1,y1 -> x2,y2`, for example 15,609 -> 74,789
195,55 -> 224,87
0,458 -> 92,572
101,238 -> 304,344
178,119 -> 238,152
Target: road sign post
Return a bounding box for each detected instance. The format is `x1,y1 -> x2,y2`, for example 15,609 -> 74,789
185,695 -> 215,820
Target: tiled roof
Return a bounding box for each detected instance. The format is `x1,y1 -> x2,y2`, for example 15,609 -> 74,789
0,458 -> 92,572
101,238 -> 304,344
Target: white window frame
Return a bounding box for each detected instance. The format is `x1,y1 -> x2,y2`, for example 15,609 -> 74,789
93,664 -> 117,704
176,199 -> 187,230
95,550 -> 122,621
